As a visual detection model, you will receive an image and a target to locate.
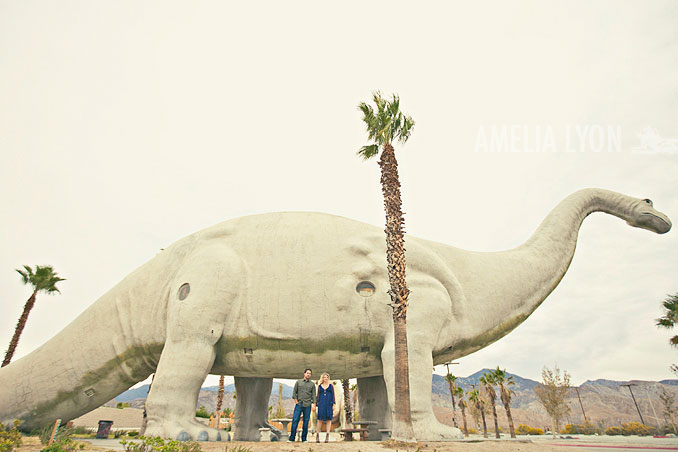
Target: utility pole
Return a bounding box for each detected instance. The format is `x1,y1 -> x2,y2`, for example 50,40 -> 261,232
621,383 -> 646,425
443,361 -> 460,428
574,387 -> 588,423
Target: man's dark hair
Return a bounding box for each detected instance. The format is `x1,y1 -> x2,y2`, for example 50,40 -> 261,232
304,368 -> 312,374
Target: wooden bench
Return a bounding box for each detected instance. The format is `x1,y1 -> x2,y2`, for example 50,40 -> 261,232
340,428 -> 368,441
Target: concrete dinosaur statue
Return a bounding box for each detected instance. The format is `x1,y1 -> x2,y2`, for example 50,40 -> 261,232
0,188 -> 671,441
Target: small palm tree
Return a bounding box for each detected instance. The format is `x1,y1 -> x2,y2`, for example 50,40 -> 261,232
492,367 -> 517,438
216,375 -> 225,412
480,373 -> 500,438
342,379 -> 353,424
350,383 -> 359,420
3,265 -> 65,367
455,386 -> 469,437
445,373 -> 459,428
358,91 -> 415,441
468,389 -> 488,438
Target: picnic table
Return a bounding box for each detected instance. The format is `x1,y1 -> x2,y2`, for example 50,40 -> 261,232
270,418 -> 293,440
352,421 -> 378,441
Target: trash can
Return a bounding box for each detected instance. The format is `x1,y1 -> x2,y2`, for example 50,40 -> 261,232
96,420 -> 114,439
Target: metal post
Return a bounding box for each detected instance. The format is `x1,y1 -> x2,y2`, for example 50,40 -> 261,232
621,383 -> 646,425
574,387 -> 588,422
645,385 -> 660,427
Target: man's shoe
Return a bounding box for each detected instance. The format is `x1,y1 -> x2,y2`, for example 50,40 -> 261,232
288,438 -> 295,442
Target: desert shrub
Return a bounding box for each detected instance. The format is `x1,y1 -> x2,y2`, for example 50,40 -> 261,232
71,427 -> 89,435
516,424 -> 543,435
40,439 -> 85,452
621,422 -> 656,436
605,426 -> 622,436
195,407 -> 211,419
562,421 -> 601,435
466,427 -> 477,434
0,421 -> 22,452
127,431 -> 139,437
120,436 -> 202,452
37,425 -> 74,446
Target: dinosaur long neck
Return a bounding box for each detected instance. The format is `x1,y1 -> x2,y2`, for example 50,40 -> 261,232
437,188 -> 637,359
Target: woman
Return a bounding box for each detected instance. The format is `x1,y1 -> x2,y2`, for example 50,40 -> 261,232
314,372 -> 335,442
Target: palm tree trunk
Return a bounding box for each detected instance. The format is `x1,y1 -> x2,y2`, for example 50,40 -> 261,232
448,381 -> 458,428
216,375 -> 225,412
2,290 -> 38,367
379,144 -> 414,441
342,379 -> 353,424
491,403 -> 499,438
504,404 -> 516,438
460,404 -> 469,437
480,407 -> 488,438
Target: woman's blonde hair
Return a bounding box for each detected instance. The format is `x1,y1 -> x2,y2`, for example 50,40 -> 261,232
318,372 -> 330,384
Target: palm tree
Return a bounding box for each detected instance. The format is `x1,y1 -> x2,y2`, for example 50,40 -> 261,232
342,379 -> 353,424
468,388 -> 488,438
445,373 -> 459,428
657,293 -> 678,347
3,265 -> 65,367
216,375 -> 225,412
492,367 -> 516,438
358,91 -> 415,441
455,386 -> 469,437
480,373 -> 500,438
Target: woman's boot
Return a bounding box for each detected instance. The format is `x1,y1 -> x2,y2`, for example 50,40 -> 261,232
315,433 -> 320,443
325,433 -> 329,443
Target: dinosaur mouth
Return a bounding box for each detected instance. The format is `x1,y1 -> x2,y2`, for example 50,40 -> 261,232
641,212 -> 672,232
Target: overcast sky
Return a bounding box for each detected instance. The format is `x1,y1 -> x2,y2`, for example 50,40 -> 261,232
1,1 -> 677,390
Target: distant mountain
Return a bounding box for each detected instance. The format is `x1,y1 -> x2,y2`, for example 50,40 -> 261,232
107,371 -> 678,430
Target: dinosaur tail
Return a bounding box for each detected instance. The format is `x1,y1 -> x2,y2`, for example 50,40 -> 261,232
0,275 -> 166,431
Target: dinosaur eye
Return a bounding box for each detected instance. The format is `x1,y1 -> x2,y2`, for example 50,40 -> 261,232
356,281 -> 375,297
643,199 -> 653,206
177,283 -> 190,300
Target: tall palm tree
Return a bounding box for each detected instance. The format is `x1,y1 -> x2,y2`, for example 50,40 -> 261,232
342,379 -> 353,424
445,373 -> 459,428
480,373 -> 500,438
455,386 -> 469,437
358,91 -> 415,441
216,375 -> 225,412
468,389 -> 488,438
492,367 -> 516,438
3,265 -> 65,367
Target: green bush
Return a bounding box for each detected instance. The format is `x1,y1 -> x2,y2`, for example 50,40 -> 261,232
195,407 -> 211,419
605,426 -> 622,436
128,431 -> 139,437
517,424 -> 544,435
120,436 -> 202,452
0,420 -> 22,452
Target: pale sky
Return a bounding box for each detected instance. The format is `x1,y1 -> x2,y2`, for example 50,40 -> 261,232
1,1 -> 677,389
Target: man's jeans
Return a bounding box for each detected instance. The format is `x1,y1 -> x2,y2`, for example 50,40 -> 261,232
289,403 -> 311,441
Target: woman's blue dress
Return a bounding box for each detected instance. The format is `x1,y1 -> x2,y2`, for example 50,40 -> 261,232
316,383 -> 335,421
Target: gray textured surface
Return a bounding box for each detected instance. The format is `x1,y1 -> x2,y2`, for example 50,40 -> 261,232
0,189 -> 670,441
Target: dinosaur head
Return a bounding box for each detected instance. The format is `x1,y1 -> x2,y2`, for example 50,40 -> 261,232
626,198 -> 672,234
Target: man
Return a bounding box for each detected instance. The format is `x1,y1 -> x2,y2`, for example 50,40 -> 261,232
289,368 -> 316,441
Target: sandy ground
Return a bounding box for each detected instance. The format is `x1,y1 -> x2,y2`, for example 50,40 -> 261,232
15,434 -> 678,452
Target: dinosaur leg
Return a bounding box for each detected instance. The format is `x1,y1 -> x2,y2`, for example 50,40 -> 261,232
144,246 -> 238,441
381,333 -> 463,441
357,375 -> 391,440
233,377 -> 280,441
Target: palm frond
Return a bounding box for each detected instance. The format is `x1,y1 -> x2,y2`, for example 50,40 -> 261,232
357,144 -> 380,160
